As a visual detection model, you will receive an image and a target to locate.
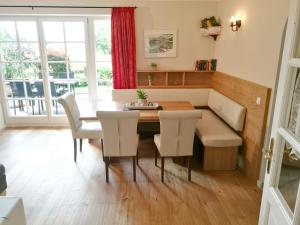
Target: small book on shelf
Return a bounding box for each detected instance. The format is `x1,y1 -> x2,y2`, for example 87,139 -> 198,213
195,59 -> 217,71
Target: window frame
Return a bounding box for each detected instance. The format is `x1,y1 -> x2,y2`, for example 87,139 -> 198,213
0,15 -> 111,126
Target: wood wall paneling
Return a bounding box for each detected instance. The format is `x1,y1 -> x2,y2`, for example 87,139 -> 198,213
212,72 -> 271,181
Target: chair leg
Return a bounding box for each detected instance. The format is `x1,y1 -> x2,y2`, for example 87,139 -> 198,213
73,138 -> 77,162
188,156 -> 192,181
136,151 -> 139,165
101,139 -> 104,162
79,139 -> 82,152
155,148 -> 158,166
13,100 -> 16,115
105,157 -> 109,183
55,100 -> 58,114
38,100 -> 41,115
161,157 -> 165,182
133,156 -> 136,182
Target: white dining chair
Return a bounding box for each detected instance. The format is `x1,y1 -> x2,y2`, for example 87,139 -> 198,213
97,111 -> 140,182
154,110 -> 202,182
58,93 -> 102,162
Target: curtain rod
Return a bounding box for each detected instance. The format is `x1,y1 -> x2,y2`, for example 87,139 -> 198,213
0,5 -> 137,9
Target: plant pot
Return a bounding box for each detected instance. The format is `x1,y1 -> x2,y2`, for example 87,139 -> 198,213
208,26 -> 221,35
200,28 -> 209,36
137,99 -> 147,105
200,26 -> 222,36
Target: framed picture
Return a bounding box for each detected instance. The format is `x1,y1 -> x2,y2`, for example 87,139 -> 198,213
144,29 -> 177,58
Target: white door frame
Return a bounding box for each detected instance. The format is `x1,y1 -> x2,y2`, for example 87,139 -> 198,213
259,0 -> 300,224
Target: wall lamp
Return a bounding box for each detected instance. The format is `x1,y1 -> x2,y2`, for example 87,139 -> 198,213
230,16 -> 242,32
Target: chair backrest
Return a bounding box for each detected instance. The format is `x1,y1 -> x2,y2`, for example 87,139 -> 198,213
158,110 -> 202,156
97,111 -> 140,157
208,89 -> 246,131
50,82 -> 57,97
10,81 -> 25,97
35,81 -> 44,97
25,82 -> 34,98
58,72 -> 67,79
58,93 -> 82,136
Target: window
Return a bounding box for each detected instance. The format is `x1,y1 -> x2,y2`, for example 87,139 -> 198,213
94,19 -> 112,100
0,20 -> 44,116
0,17 -> 112,122
43,20 -> 88,115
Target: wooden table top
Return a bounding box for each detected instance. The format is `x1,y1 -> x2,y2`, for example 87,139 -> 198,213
79,101 -> 195,122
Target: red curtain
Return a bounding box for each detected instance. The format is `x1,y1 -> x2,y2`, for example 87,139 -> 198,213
111,7 -> 136,89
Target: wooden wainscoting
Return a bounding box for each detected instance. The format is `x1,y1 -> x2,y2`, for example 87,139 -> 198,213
212,71 -> 272,181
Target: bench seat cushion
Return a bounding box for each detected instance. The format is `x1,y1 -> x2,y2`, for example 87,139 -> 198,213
196,110 -> 242,147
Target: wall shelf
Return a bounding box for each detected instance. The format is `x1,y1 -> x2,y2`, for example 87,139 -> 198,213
137,70 -> 215,89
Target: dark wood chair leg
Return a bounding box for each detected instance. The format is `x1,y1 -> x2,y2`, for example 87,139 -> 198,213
73,138 -> 77,162
55,100 -> 58,114
13,100 -> 16,115
188,156 -> 191,181
133,156 -> 136,182
79,139 -> 82,152
105,157 -> 109,183
136,151 -> 139,165
101,139 -> 104,162
161,157 -> 164,182
155,149 -> 158,166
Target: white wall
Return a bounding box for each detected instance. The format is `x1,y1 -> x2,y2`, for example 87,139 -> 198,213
135,2 -> 217,70
214,0 -> 289,88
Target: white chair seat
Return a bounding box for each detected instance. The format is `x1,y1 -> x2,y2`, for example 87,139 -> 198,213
154,134 -> 161,153
0,197 -> 26,225
75,122 -> 102,139
154,110 -> 202,181
196,110 -> 242,147
58,93 -> 103,162
97,111 -> 140,182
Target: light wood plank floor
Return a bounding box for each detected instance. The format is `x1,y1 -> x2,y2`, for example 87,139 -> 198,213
0,128 -> 261,225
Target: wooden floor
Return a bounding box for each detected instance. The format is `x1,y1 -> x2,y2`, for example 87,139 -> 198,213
0,128 -> 261,225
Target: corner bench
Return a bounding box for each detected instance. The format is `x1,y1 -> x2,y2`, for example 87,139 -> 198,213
112,88 -> 246,170
196,90 -> 245,170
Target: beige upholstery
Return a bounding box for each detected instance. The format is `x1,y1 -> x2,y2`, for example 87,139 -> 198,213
96,111 -> 139,157
58,93 -> 102,162
0,197 -> 26,225
112,89 -> 210,106
154,110 -> 201,181
58,93 -> 102,139
154,110 -> 202,157
196,110 -> 242,147
97,111 -> 140,182
208,89 -> 246,131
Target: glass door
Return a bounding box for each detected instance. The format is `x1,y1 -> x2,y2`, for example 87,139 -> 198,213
0,20 -> 46,117
94,18 -> 112,100
0,16 -> 112,125
42,19 -> 88,115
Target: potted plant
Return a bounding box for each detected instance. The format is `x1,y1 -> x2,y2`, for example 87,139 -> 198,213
136,89 -> 148,105
151,62 -> 157,70
200,16 -> 221,40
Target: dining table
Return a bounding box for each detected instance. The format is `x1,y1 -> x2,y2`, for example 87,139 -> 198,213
79,100 -> 195,122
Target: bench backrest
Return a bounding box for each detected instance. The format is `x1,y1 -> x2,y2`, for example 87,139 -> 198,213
208,89 -> 246,131
112,89 -> 210,106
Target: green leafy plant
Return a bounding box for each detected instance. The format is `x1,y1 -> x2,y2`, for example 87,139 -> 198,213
136,89 -> 148,100
201,16 -> 221,29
